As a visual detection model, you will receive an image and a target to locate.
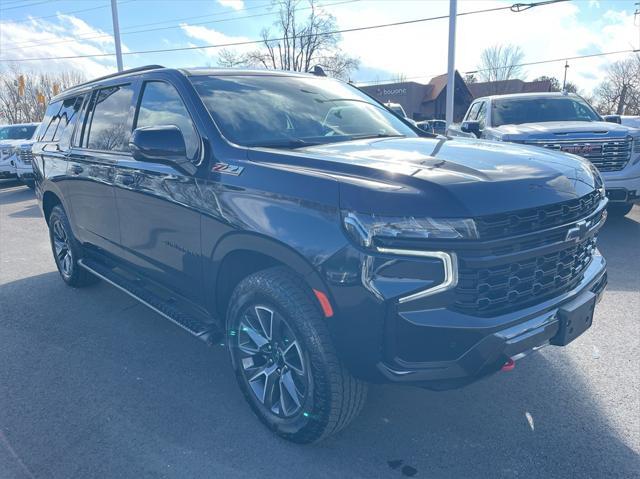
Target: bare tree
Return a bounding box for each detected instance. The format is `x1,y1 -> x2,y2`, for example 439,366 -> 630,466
593,55 -> 640,115
218,0 -> 359,80
0,66 -> 85,124
477,44 -> 525,83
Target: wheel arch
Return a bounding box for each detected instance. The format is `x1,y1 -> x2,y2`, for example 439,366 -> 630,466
208,232 -> 331,321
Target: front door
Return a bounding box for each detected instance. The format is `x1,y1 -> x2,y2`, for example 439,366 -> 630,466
114,80 -> 205,303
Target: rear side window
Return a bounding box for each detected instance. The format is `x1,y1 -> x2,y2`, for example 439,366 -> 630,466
84,84 -> 134,151
135,81 -> 199,161
39,101 -> 62,142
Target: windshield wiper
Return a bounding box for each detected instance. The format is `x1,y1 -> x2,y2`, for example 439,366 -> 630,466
348,133 -> 406,140
248,138 -> 321,149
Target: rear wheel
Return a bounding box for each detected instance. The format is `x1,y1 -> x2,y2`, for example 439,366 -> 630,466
48,205 -> 98,287
226,267 -> 367,443
607,203 -> 633,217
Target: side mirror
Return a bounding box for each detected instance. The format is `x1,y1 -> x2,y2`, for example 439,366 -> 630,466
129,125 -> 196,174
603,115 -> 621,124
461,120 -> 481,138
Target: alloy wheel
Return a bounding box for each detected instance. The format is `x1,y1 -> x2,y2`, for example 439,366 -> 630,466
52,219 -> 73,277
234,305 -> 308,418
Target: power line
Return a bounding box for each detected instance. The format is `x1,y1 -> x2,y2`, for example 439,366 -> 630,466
4,0 -> 358,51
0,0 -> 57,11
5,0 -> 136,24
0,4 -> 519,62
355,48 -> 639,85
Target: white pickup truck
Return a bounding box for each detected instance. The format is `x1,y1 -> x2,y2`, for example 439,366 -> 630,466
449,92 -> 640,216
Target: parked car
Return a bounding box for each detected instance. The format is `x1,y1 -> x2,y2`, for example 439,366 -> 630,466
33,66 -> 608,443
384,101 -> 408,118
449,92 -> 640,217
418,119 -> 446,135
0,123 -> 38,182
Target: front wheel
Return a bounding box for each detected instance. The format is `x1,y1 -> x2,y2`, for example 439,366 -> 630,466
226,267 -> 367,443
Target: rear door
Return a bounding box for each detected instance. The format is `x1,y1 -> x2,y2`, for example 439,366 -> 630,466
65,82 -> 137,255
113,78 -> 205,302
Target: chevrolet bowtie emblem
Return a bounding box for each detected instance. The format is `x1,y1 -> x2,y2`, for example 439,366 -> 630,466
566,219 -> 590,242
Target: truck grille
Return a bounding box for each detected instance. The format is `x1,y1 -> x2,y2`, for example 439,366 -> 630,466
455,236 -> 597,316
19,149 -> 33,164
524,138 -> 632,172
475,190 -> 601,240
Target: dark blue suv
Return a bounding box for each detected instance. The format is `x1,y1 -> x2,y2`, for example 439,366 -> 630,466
33,65 -> 608,443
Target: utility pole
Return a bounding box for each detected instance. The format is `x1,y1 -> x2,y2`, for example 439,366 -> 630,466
111,0 -> 123,72
562,60 -> 569,91
445,0 -> 457,127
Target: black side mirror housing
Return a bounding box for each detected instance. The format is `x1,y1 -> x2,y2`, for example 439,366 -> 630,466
603,115 -> 621,124
461,120 -> 481,138
129,125 -> 196,174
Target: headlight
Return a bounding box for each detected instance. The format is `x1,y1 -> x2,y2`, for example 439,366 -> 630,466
343,211 -> 478,248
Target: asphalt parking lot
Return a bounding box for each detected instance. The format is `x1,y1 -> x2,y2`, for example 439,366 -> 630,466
0,179 -> 638,479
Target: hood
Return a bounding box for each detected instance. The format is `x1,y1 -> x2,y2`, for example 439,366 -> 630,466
248,136 -> 599,218
491,121 -> 636,141
0,139 -> 28,148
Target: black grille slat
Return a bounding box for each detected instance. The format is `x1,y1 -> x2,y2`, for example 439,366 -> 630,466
475,191 -> 601,240
455,236 -> 597,316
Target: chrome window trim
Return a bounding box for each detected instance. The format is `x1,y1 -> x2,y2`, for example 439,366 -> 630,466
375,248 -> 458,303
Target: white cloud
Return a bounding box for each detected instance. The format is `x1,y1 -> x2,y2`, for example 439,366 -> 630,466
180,23 -> 253,60
217,0 -> 244,11
0,14 -> 129,78
336,0 -> 636,94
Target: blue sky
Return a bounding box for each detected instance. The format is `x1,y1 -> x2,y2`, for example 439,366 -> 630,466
1,0 -> 638,92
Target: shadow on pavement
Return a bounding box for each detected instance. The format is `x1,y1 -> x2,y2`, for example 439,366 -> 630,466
0,184 -> 34,207
1,271 -> 637,478
596,209 -> 640,292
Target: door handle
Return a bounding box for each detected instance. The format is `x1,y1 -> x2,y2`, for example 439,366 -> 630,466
70,165 -> 83,175
117,174 -> 135,186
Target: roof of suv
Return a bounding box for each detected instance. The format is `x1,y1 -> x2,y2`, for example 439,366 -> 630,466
475,91 -> 581,102
51,64 -> 328,102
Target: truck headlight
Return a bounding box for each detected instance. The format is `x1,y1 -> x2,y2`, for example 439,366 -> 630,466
343,211 -> 478,248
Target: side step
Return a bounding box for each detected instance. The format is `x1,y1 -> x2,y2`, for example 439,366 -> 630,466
78,258 -> 221,344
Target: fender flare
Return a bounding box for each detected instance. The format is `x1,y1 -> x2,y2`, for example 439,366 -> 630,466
206,231 -> 330,313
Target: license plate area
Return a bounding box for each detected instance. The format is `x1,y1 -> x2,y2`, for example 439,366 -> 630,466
551,291 -> 596,346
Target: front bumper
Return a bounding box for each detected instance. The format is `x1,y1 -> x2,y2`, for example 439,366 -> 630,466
376,253 -> 607,389
602,161 -> 640,204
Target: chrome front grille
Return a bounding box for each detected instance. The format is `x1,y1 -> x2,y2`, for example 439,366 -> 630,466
19,148 -> 33,164
524,137 -> 632,172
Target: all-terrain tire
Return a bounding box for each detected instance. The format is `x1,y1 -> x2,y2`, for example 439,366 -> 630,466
226,266 -> 367,443
48,205 -> 98,287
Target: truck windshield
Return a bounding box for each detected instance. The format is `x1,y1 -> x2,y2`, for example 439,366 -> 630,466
492,97 -> 601,127
0,125 -> 37,141
190,75 -> 417,148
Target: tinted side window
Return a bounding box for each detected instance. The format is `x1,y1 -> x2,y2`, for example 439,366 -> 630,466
135,81 -> 199,161
85,84 -> 134,151
54,96 -> 84,146
39,101 -> 62,141
476,102 -> 487,129
466,102 -> 480,121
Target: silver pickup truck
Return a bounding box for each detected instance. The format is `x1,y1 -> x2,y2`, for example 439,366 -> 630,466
449,92 -> 640,216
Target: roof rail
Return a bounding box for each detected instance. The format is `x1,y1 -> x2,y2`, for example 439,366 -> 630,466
70,64 -> 165,90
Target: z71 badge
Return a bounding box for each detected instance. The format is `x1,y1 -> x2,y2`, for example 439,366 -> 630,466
211,162 -> 244,176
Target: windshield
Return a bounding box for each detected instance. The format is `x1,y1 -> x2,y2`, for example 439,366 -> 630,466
190,75 -> 417,148
0,125 -> 37,141
492,97 -> 601,127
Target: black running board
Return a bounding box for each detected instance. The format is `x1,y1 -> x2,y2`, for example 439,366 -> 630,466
78,258 -> 220,344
